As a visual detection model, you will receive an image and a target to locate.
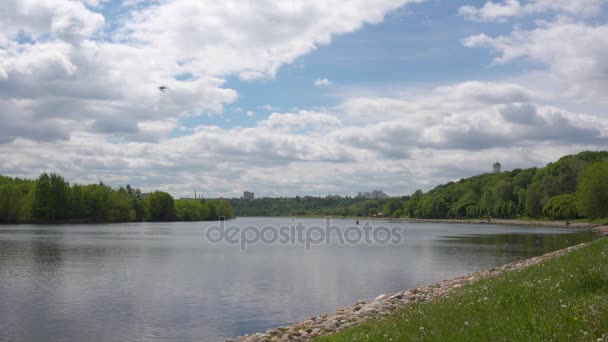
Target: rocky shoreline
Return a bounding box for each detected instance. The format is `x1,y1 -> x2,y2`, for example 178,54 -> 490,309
222,240 -> 599,342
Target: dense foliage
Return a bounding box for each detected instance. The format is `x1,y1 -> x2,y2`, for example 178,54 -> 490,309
576,160 -> 608,219
402,151 -> 608,220
227,196 -> 409,218
542,194 -> 578,220
228,151 -> 608,221
0,173 -> 234,223
2,151 -> 606,223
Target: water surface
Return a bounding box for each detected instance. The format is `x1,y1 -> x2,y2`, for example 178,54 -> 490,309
0,218 -> 597,341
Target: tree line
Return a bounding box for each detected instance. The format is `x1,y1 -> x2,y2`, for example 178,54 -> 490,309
401,151 -> 608,220
227,151 -> 608,221
0,173 -> 235,223
3,151 -> 605,223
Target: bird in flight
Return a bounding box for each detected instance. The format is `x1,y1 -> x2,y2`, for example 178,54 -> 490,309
158,86 -> 168,92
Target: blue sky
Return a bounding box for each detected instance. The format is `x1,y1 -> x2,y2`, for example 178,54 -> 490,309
188,0 -> 574,134
187,0 -> 533,129
1,0 -> 607,197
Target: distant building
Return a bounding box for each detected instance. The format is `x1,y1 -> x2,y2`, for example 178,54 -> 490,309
357,190 -> 388,199
493,162 -> 502,173
243,191 -> 254,200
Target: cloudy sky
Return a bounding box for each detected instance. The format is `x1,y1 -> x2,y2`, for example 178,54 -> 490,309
1,0 -> 607,198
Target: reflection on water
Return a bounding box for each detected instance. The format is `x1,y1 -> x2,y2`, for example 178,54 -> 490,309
0,219 -> 598,341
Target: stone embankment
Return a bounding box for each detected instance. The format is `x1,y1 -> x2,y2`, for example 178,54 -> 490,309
222,241 -> 596,342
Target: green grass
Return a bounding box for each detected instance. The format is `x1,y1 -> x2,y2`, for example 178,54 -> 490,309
589,218 -> 608,225
316,238 -> 608,341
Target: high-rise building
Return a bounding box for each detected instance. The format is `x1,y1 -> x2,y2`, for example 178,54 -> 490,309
243,191 -> 254,200
357,190 -> 389,199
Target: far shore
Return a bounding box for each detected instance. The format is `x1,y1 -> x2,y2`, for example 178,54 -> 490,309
397,217 -> 608,233
245,216 -> 608,234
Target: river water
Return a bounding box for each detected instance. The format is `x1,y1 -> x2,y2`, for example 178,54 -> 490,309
0,218 -> 597,341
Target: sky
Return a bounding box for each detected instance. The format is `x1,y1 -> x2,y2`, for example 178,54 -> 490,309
1,0 -> 608,198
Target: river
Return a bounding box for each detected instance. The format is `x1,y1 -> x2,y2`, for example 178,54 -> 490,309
0,217 -> 597,341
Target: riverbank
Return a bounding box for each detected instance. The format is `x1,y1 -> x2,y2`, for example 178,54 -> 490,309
399,217 -> 608,234
250,216 -> 608,234
223,237 -> 608,342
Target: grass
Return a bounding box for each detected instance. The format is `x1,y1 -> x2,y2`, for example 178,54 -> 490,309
316,238 -> 608,341
589,218 -> 608,225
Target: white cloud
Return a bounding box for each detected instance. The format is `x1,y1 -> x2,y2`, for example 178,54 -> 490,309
117,0 -> 419,79
314,78 -> 333,86
2,81 -> 607,197
463,19 -> 608,106
0,0 -> 420,145
459,0 -> 607,22
2,0 -> 608,197
0,0 -> 105,45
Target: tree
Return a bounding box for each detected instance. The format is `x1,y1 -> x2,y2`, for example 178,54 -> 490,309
0,184 -> 30,223
450,190 -> 479,218
419,195 -> 448,218
361,200 -> 380,217
524,182 -> 545,217
175,199 -> 210,221
576,161 -> 608,219
82,184 -> 112,222
31,174 -> 54,221
107,188 -> 135,222
543,194 -> 578,219
403,198 -> 420,217
214,199 -> 235,219
145,191 -> 177,221
69,184 -> 85,220
49,173 -> 69,220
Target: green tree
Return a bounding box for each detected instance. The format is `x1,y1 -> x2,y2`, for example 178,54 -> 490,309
175,199 -> 210,221
525,182 -> 545,217
576,161 -> 608,219
0,184 -> 29,222
145,191 -> 177,221
543,194 -> 578,219
82,183 -> 112,222
214,199 -> 235,219
107,188 -> 135,222
31,174 -> 54,221
68,184 -> 85,220
49,173 -> 69,220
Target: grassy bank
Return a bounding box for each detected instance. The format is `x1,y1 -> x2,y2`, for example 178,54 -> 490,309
316,238 -> 608,341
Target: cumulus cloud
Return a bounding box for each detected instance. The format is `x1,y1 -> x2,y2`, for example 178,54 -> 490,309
0,0 -> 105,45
2,0 -> 608,197
459,0 -> 607,22
3,80 -> 607,196
0,0 -> 419,144
117,0 -> 419,79
463,19 -> 608,105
